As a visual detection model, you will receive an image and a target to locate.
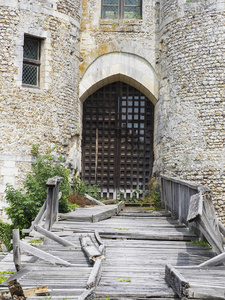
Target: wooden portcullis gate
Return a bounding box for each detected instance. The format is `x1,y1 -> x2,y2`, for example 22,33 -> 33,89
82,81 -> 154,199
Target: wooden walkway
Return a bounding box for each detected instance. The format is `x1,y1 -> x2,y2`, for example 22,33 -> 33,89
0,206 -> 220,299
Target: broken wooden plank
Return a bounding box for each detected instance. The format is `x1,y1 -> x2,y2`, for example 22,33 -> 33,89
23,286 -> 50,297
45,177 -> 63,231
165,265 -> 225,299
84,194 -> 105,206
117,201 -> 124,214
77,287 -> 95,300
165,264 -> 189,299
8,279 -> 25,300
94,230 -> 105,254
34,225 -> 78,248
219,220 -> 225,238
20,241 -> 71,266
199,251 -> 225,267
92,207 -> 118,222
80,235 -> 102,262
187,191 -> 224,254
187,194 -> 202,222
188,285 -> 225,300
13,229 -> 21,272
86,258 -> 102,289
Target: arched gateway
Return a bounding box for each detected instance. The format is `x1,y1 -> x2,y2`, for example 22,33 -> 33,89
82,81 -> 154,199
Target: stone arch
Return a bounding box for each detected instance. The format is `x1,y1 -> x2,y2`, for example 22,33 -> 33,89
79,52 -> 158,104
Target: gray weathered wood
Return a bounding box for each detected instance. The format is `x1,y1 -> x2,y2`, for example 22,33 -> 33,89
20,241 -> 71,266
77,288 -> 95,300
34,225 -> 78,248
94,230 -> 103,246
84,194 -> 105,206
8,279 -> 25,300
165,265 -> 225,299
13,229 -> 21,272
199,251 -> 225,267
188,285 -> 225,299
80,235 -> 102,262
117,201 -> 124,214
219,220 -> 225,238
86,258 -> 102,289
45,176 -> 63,231
165,264 -> 189,299
92,207 -> 117,222
187,194 -> 202,222
45,185 -> 55,231
188,190 -> 224,254
29,200 -> 47,232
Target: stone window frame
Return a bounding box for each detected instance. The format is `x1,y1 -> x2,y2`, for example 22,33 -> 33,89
15,29 -> 51,91
22,35 -> 41,88
101,0 -> 142,19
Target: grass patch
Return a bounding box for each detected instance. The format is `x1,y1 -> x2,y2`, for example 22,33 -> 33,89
28,238 -> 44,246
0,271 -> 16,284
188,239 -> 211,249
117,277 -> 131,282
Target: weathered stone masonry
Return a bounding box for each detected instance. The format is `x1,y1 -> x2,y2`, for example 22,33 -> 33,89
157,0 -> 225,221
0,0 -> 81,217
0,0 -> 225,222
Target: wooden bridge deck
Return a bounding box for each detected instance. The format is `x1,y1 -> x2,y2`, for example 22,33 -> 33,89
0,206 -> 219,299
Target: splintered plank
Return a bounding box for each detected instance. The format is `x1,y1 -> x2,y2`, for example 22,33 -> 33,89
165,264 -> 225,299
59,204 -> 120,222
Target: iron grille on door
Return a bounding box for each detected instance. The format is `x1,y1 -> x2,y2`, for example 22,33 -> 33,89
82,82 -> 154,199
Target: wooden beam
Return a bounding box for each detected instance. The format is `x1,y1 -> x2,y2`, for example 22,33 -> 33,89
94,230 -> 105,254
77,288 -> 95,300
188,284 -> 225,299
8,279 -> 25,300
116,201 -> 124,214
84,194 -> 105,206
187,191 -> 224,254
92,207 -> 117,222
29,200 -> 47,232
199,252 -> 225,268
165,264 -> 190,299
86,258 -> 102,289
218,220 -> 225,237
20,241 -> 71,266
13,229 -> 21,272
34,225 -> 78,247
80,235 -> 102,262
187,194 -> 202,222
45,177 -> 63,231
23,286 -> 50,297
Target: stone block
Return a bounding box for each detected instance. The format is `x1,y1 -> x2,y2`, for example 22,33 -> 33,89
1,167 -> 18,177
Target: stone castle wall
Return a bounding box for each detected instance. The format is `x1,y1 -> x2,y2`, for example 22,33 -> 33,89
157,0 -> 225,221
0,0 -> 81,218
0,0 -> 225,222
80,0 -> 159,78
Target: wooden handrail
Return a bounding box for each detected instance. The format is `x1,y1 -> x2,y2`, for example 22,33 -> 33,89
45,176 -> 63,231
160,174 -> 225,255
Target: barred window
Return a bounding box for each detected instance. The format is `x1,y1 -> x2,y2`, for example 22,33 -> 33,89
102,0 -> 142,19
22,36 -> 41,87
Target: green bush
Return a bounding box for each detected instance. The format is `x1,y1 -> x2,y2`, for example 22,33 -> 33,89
5,144 -> 71,230
0,221 -> 12,251
71,177 -> 100,199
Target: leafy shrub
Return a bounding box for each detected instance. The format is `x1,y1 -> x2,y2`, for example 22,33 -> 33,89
5,144 -> 71,230
0,221 -> 12,251
117,178 -> 161,208
117,187 -> 141,203
71,177 -> 100,199
141,177 -> 161,209
68,177 -> 102,207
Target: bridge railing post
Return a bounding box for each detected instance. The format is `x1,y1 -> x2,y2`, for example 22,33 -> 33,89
45,176 -> 63,231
